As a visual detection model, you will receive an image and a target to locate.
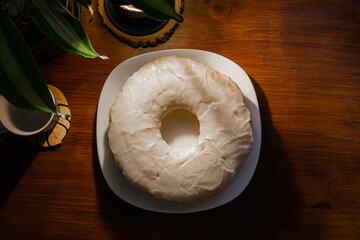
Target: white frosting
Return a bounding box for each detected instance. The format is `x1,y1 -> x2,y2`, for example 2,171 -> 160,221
108,56 -> 253,202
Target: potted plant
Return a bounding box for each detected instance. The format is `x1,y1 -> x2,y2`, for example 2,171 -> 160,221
0,0 -> 183,124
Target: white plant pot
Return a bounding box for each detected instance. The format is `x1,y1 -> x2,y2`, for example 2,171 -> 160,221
0,92 -> 58,136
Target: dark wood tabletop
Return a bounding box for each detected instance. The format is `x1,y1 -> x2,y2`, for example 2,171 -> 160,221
1,0 -> 359,239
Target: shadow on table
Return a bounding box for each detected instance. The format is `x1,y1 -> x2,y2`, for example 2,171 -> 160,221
92,76 -> 300,239
0,133 -> 38,211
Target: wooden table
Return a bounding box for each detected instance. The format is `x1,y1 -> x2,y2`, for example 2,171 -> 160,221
1,0 -> 359,239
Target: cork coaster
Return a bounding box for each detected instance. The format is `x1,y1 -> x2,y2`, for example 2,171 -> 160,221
97,0 -> 184,48
26,85 -> 71,148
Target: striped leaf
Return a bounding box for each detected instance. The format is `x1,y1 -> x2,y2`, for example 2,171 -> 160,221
26,0 -> 107,59
0,8 -> 57,114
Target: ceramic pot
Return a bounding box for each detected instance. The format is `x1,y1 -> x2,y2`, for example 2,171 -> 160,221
0,90 -> 58,136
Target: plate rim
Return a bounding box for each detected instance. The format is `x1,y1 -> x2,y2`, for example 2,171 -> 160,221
96,49 -> 261,213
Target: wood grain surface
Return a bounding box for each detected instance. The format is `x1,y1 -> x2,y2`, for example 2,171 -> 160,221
1,0 -> 359,239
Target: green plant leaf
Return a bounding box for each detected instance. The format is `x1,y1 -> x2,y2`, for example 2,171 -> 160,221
112,0 -> 184,23
74,0 -> 94,23
0,8 -> 57,113
26,0 -> 107,59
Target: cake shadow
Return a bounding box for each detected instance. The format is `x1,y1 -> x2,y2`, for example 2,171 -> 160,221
92,76 -> 299,239
0,133 -> 39,211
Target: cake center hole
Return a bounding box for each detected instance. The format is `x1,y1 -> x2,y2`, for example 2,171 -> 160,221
160,108 -> 200,148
